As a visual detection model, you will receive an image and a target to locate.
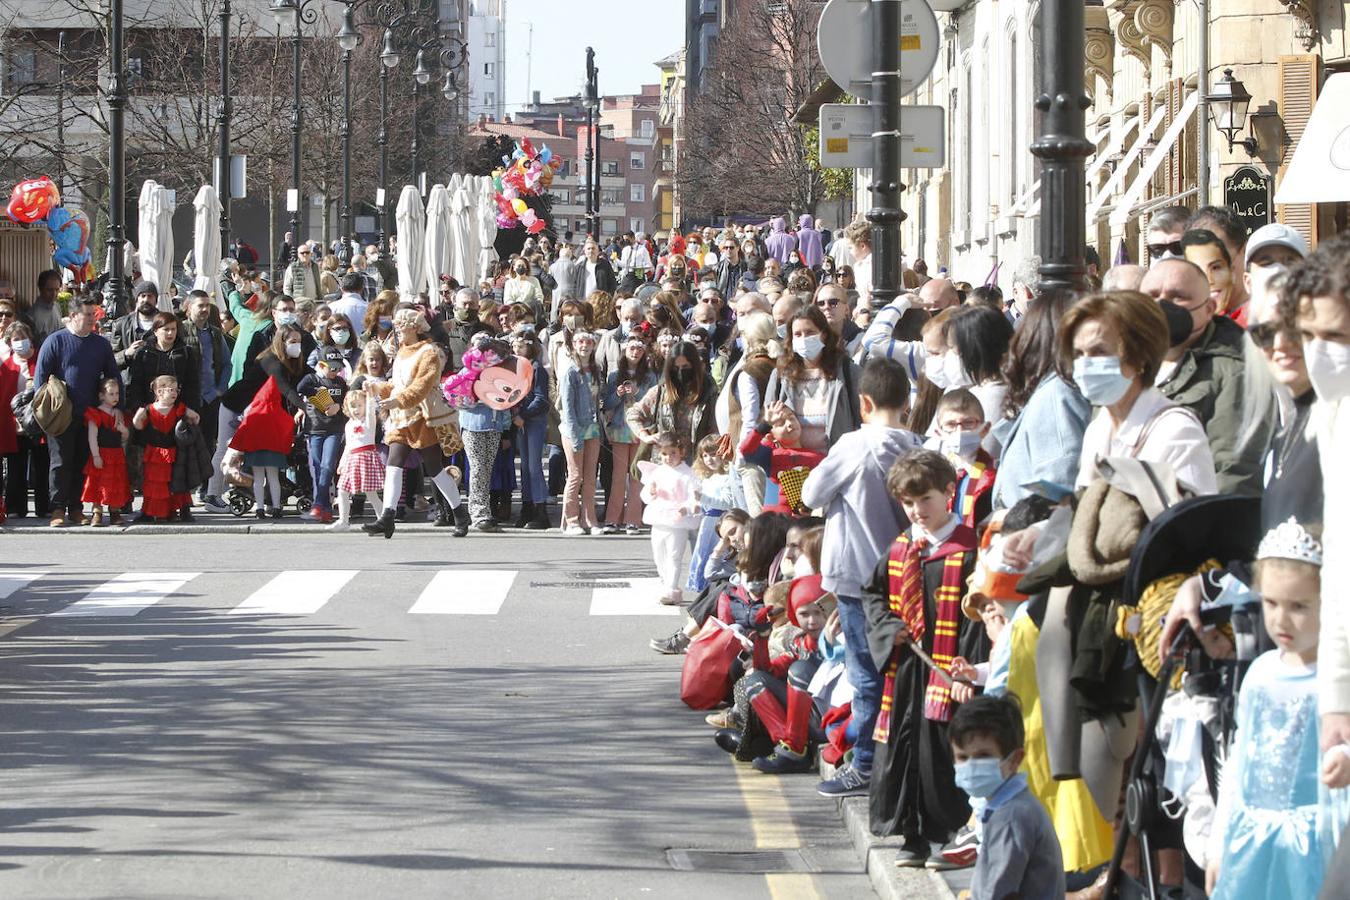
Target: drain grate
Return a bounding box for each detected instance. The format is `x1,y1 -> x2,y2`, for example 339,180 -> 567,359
665,848 -> 817,873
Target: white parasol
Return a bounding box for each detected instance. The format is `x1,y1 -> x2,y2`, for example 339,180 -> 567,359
137,180 -> 175,310
395,184 -> 426,303
423,182 -> 453,298
448,173 -> 475,288
191,185 -> 222,301
476,176 -> 499,284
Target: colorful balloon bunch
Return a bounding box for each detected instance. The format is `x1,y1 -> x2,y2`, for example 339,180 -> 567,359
491,138 -> 563,235
6,176 -> 93,284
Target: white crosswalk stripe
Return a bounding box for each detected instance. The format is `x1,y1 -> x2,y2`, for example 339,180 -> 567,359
588,577 -> 682,617
408,569 -> 516,615
0,570 -> 49,602
228,570 -> 359,616
49,572 -> 201,618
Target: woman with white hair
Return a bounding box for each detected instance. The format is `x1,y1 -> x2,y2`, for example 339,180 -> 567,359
361,307 -> 466,538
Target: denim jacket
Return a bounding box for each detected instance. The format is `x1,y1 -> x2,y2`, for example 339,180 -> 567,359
560,365 -> 600,450
460,400 -> 510,433
515,359 -> 550,423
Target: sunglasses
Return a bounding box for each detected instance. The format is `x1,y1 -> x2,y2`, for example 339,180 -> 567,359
0,310 -> 14,318
1246,321 -> 1294,351
1147,240 -> 1183,260
815,298 -> 842,308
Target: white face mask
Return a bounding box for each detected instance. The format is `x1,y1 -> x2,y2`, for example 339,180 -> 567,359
941,429 -> 983,460
793,334 -> 824,362
330,329 -> 350,344
1304,338 -> 1350,402
924,353 -> 949,389
943,352 -> 974,389
285,342 -> 303,359
11,338 -> 31,356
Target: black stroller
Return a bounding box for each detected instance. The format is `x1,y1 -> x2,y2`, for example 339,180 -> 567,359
224,434 -> 314,517
1103,494 -> 1263,899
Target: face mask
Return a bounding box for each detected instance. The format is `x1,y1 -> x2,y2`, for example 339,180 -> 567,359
924,353 -> 949,389
1157,301 -> 1195,348
285,342 -> 302,359
1073,355 -> 1133,406
565,314 -> 586,331
776,323 -> 788,341
953,757 -> 1009,799
515,267 -> 528,276
276,312 -> 297,327
1305,338 -> 1350,402
672,368 -> 695,389
943,352 -> 974,389
11,338 -> 31,355
793,334 -> 824,362
330,329 -> 350,344
779,557 -> 796,579
455,308 -> 473,322
379,317 -> 393,330
942,429 -> 983,460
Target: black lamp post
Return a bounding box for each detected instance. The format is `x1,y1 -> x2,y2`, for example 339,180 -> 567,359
216,0 -> 232,258
865,0 -> 901,312
335,2 -> 362,260
1031,0 -> 1092,296
270,0 -> 320,251
373,0 -> 412,250
584,47 -> 596,239
407,15 -> 442,192
106,0 -> 127,314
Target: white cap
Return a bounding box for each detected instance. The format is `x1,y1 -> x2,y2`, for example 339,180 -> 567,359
1246,223 -> 1308,264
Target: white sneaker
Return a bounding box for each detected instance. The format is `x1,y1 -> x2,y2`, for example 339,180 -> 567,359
563,525 -> 588,536
327,520 -> 350,532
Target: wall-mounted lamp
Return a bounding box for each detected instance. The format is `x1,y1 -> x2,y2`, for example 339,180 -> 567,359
1207,68 -> 1258,156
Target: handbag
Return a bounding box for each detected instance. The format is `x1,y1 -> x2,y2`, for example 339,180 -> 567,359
679,619 -> 750,710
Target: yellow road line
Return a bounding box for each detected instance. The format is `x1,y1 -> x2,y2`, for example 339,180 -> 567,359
731,759 -> 824,900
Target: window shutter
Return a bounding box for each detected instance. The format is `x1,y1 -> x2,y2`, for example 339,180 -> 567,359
1277,55 -> 1321,246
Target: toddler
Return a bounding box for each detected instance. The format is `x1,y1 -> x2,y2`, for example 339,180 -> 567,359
638,432 -> 701,606
82,377 -> 131,527
330,388 -> 384,531
688,434 -> 747,593
740,401 -> 825,516
132,375 -> 199,523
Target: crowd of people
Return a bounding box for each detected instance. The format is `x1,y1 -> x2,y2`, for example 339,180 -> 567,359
2,206 -> 1348,897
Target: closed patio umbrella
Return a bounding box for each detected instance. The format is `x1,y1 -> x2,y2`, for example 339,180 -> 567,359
395,185 -> 425,303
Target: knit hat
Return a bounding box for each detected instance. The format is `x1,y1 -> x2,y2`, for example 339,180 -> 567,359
133,279 -> 159,298
786,575 -> 835,628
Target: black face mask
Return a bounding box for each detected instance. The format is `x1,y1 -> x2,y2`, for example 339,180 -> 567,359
672,368 -> 695,390
1158,300 -> 1195,347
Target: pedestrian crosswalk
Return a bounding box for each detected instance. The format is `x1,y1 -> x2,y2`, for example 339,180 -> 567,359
0,567 -> 678,622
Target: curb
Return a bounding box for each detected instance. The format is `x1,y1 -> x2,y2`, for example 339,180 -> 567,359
821,760 -> 958,900
0,521 -> 650,538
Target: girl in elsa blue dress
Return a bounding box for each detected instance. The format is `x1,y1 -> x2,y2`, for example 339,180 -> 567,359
1208,518 -> 1331,899
687,434 -> 747,593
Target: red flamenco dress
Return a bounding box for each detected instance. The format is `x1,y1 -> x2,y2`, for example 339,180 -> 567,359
229,376 -> 296,465
140,403 -> 191,518
81,407 -> 131,508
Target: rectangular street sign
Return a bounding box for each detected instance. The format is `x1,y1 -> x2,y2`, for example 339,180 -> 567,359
818,103 -> 946,170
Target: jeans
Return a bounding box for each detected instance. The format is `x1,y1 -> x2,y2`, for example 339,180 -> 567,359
47,422 -> 89,517
516,416 -> 548,504
208,406 -> 243,497
686,513 -> 721,592
604,441 -> 644,527
837,594 -> 882,773
306,432 -> 342,512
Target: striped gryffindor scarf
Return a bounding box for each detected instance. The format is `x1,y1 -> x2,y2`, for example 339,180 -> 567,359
874,526 -> 975,741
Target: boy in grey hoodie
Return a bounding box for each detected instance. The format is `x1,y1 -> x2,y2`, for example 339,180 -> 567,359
802,357 -> 921,797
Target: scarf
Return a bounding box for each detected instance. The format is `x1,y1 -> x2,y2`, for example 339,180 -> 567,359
952,451 -> 997,527
874,529 -> 973,740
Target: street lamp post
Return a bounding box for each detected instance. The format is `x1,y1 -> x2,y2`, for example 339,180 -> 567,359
336,2 -> 362,261
1032,0 -> 1092,295
56,31 -> 66,192
584,47 -> 596,238
106,0 -> 127,315
408,15 -> 442,192
216,0 -> 232,258
271,0 -> 320,252
866,0 -> 902,312
373,0 -> 413,250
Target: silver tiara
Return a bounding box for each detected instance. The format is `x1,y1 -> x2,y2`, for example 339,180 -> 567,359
1257,517 -> 1323,567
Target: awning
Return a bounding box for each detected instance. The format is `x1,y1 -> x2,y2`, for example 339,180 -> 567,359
1087,102 -> 1170,223
1274,71 -> 1350,204
1111,92 -> 1199,227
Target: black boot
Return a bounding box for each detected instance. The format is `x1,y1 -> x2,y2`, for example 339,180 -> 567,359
526,502 -> 550,530
496,491 -> 512,524
362,508 -> 396,539
514,501 -> 534,529
452,503 -> 471,538
434,493 -> 453,527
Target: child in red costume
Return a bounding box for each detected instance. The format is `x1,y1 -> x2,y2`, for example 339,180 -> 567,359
82,377 -> 131,526
132,375 -> 199,522
739,401 -> 825,515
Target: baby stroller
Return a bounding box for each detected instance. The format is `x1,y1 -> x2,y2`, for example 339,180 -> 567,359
1102,494 -> 1263,899
222,434 -> 314,517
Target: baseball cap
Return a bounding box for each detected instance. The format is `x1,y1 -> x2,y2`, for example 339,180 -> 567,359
1245,223 -> 1308,264
318,346 -> 347,369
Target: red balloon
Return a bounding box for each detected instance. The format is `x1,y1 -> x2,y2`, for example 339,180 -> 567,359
6,176 -> 60,224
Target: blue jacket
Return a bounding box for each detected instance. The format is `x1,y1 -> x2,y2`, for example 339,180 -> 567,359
990,372 -> 1090,510
559,364 -> 600,450
459,400 -> 510,433
515,359 -> 550,422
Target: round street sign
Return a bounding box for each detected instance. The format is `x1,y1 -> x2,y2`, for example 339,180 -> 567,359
817,0 -> 940,99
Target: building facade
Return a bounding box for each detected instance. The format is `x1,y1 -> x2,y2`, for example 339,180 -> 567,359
466,0 -> 506,122
875,0 -> 1350,292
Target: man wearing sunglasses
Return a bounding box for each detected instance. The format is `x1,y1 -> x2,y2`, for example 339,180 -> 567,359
814,284 -> 863,356
1144,206 -> 1191,263
714,237 -> 746,300
282,242 -> 322,302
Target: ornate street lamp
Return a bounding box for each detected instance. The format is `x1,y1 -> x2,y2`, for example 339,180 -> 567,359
335,1 -> 362,261
216,2 -> 232,258
372,0 -> 414,249
270,0 -> 320,253
107,0 -> 128,314
1207,68 -> 1258,156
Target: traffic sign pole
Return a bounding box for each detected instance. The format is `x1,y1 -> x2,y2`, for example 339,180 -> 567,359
867,0 -> 903,312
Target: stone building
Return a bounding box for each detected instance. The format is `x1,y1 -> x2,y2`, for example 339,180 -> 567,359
888,0 -> 1350,290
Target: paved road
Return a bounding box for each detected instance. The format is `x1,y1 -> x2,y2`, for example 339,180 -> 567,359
0,530 -> 876,899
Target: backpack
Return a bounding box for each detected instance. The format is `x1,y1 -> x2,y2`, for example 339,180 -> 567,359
32,375 -> 72,436
10,384 -> 42,438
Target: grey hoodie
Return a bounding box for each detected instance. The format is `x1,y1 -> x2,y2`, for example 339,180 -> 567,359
800,422 -> 921,598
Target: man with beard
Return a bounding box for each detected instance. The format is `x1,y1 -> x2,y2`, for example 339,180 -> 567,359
111,280 -> 166,376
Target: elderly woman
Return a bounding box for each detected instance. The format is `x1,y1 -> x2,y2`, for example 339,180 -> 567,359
763,305 -> 861,452
361,307 -> 466,538
1,320 -> 47,517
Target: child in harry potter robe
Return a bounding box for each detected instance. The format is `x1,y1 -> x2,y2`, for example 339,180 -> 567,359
861,449 -> 986,868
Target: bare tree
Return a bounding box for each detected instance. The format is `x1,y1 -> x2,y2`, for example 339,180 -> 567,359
678,0 -> 826,221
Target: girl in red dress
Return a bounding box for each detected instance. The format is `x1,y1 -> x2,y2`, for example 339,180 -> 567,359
132,375 -> 200,523
82,378 -> 131,527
